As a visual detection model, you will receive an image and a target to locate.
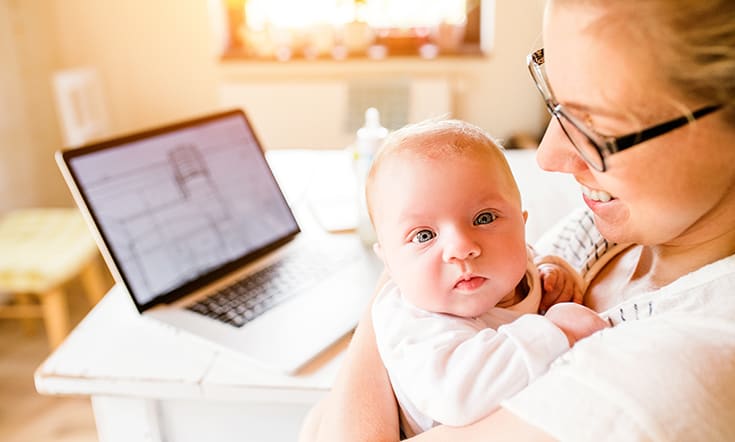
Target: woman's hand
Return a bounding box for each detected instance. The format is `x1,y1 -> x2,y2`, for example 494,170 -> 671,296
543,302 -> 609,346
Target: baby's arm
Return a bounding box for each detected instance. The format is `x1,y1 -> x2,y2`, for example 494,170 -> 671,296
373,289 -> 570,428
535,255 -> 584,314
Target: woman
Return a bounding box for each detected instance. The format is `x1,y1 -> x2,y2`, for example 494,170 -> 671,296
301,0 -> 735,440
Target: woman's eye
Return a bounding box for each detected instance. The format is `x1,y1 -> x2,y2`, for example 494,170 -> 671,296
412,229 -> 436,244
474,212 -> 496,225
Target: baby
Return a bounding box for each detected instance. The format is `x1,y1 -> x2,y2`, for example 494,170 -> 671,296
365,119 -> 608,436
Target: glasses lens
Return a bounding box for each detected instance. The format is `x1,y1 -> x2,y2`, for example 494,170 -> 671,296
530,49 -> 607,171
554,114 -> 605,171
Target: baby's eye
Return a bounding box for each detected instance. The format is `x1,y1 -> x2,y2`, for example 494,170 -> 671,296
411,229 -> 436,244
473,212 -> 496,225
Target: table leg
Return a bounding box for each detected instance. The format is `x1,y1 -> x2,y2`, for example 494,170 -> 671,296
91,396 -> 163,442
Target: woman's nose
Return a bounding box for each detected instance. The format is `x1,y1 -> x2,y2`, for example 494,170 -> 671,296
442,229 -> 481,263
536,119 -> 589,174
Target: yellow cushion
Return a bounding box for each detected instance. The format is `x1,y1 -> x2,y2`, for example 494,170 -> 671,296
0,208 -> 98,293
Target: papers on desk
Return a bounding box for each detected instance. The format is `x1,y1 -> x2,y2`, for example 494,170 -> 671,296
266,149 -> 359,233
308,196 -> 358,233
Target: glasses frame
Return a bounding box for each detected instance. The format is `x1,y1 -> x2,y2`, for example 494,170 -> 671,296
527,48 -> 722,172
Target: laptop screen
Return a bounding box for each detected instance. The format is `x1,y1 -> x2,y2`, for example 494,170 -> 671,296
61,110 -> 300,311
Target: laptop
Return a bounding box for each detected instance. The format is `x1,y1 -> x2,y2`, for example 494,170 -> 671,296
56,109 -> 382,374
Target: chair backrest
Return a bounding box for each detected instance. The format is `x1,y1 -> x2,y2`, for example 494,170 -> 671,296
52,67 -> 110,148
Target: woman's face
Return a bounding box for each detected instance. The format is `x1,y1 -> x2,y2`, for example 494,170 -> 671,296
536,1 -> 735,247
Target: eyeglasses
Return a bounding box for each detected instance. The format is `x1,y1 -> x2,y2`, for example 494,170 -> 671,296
527,48 -> 722,172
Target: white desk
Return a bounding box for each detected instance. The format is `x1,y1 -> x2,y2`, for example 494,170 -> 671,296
35,285 -> 350,442
34,149 -> 367,442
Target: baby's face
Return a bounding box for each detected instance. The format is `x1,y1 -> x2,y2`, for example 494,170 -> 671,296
372,150 -> 529,318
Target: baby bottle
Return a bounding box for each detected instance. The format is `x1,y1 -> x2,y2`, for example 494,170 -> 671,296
353,107 -> 388,245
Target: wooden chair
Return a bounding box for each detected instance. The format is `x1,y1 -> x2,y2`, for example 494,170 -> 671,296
0,208 -> 107,349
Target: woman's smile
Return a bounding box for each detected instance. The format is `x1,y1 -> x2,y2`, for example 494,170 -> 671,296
581,184 -> 613,203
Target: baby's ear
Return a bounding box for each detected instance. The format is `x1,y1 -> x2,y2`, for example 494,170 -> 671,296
522,210 -> 528,224
372,242 -> 385,262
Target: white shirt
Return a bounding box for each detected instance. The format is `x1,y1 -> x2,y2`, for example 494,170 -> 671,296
503,208 -> 735,442
372,261 -> 570,436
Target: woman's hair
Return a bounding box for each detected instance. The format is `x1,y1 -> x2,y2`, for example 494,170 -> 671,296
364,118 -> 519,224
561,0 -> 735,124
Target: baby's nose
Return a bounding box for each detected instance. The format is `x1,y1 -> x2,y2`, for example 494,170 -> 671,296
442,229 -> 481,263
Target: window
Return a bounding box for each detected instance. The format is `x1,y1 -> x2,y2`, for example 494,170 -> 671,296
219,0 -> 484,61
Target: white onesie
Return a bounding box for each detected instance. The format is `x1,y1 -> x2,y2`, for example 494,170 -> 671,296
372,256 -> 570,437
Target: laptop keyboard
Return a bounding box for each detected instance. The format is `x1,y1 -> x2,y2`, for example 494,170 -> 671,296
186,244 -> 360,328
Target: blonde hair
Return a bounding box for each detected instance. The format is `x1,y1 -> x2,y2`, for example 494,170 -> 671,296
365,118 -> 520,225
557,0 -> 735,124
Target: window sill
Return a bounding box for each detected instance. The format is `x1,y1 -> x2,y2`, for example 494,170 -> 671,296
218,50 -> 491,80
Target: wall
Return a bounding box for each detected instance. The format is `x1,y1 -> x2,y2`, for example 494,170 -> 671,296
0,0 -> 32,211
0,0 -> 547,211
0,0 -> 68,212
466,0 -> 548,140
51,0 -> 221,136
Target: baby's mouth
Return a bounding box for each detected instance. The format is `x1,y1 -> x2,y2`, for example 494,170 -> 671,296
454,275 -> 487,292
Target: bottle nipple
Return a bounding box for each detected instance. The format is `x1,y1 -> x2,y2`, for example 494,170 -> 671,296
365,107 -> 380,128
357,107 -> 388,155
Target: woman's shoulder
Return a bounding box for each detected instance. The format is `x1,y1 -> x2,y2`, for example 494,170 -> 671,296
603,252 -> 735,325
503,300 -> 735,441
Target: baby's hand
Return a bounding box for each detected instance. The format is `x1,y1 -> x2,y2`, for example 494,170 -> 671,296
544,302 -> 609,347
538,262 -> 583,314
